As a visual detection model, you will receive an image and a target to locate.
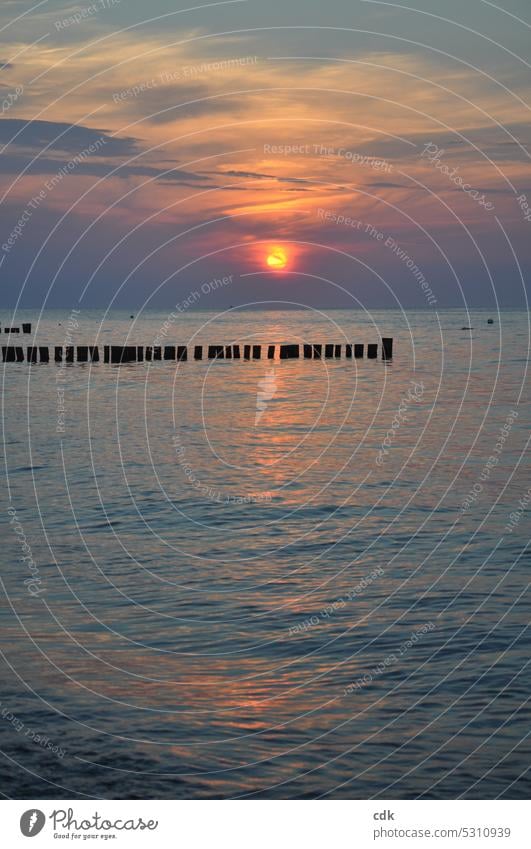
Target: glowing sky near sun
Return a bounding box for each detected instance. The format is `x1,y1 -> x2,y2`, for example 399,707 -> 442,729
0,0 -> 530,308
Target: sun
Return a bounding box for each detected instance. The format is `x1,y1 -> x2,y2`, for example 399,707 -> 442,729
266,247 -> 287,269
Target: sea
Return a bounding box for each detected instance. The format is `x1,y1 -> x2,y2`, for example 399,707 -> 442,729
0,308 -> 529,799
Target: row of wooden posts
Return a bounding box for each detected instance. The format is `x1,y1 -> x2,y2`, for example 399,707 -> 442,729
2,324 -> 32,334
1,338 -> 393,363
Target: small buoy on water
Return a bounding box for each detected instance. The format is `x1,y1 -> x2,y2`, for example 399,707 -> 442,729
461,326 -> 473,330
487,319 -> 494,324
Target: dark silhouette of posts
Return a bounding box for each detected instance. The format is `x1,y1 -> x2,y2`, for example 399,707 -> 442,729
382,338 -> 393,360
0,337 -> 393,366
280,344 -> 299,359
111,346 -> 136,363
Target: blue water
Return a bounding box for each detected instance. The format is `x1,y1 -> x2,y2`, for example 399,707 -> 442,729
0,308 -> 529,798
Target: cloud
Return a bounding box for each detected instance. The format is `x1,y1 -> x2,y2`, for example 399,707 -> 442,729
113,82 -> 248,124
0,150 -> 209,187
147,96 -> 243,123
0,118 -> 138,156
221,169 -> 315,185
0,118 -> 209,186
367,181 -> 417,189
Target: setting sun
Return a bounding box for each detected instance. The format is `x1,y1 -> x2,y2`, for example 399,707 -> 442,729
266,247 -> 288,269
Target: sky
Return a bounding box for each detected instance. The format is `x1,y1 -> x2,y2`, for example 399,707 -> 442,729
0,0 -> 530,309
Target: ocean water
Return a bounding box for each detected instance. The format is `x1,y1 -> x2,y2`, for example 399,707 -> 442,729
0,308 -> 529,799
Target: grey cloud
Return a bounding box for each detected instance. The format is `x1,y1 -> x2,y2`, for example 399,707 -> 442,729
366,180 -> 416,189
0,118 -> 139,156
0,150 -> 209,186
222,169 -> 315,185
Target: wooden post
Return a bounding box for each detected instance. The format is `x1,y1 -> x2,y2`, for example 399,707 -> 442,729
2,347 -> 15,362
77,346 -> 88,362
27,347 -> 37,363
65,346 -> 74,363
225,345 -> 232,359
16,347 -> 24,362
89,346 -> 99,362
39,347 -> 49,363
55,347 -> 63,362
164,345 -> 175,360
115,346 -> 136,363
253,345 -> 261,359
367,343 -> 378,358
154,347 -> 161,361
313,344 -> 322,358
325,344 -> 334,358
194,345 -> 202,360
334,344 -> 341,358
304,344 -> 312,358
244,344 -> 251,360
382,337 -> 393,360
268,345 -> 275,359
354,344 -> 364,358
280,344 -> 299,359
233,345 -> 240,359
345,344 -> 352,358
146,347 -> 152,361
22,323 -> 31,334
208,345 -> 224,359
177,346 -> 187,361
137,346 -> 144,362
